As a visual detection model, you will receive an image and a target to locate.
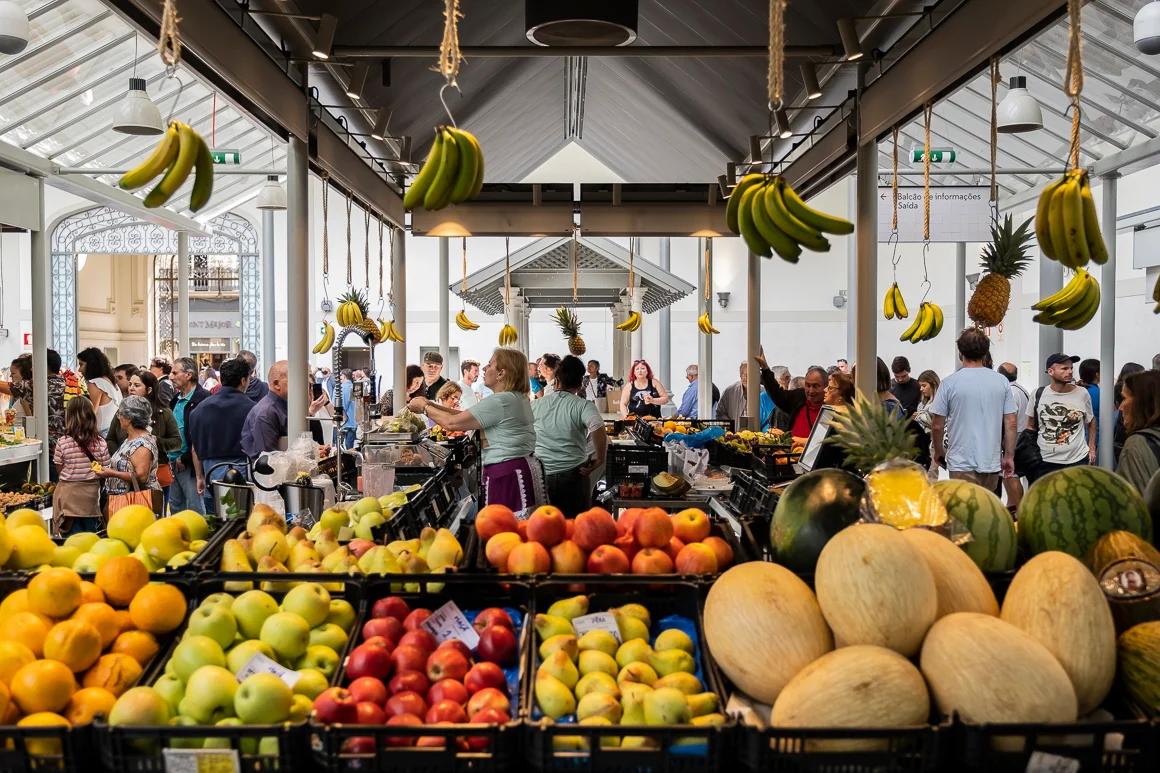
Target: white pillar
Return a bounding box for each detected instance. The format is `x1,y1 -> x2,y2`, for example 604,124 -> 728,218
438,237 -> 450,365
1098,173 -> 1118,469
658,238 -> 672,386
286,136 -> 309,440
611,302 -> 625,384
697,238 -> 714,419
846,178 -> 858,362
954,242 -> 966,371
1038,251 -> 1064,387
391,227 -> 407,403
521,306 -> 532,360
746,250 -> 761,430
854,142 -> 878,397
29,179 -> 49,478
177,231 -> 190,359
261,210 -> 276,367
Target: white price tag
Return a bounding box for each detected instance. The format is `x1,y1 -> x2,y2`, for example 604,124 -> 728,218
1025,751 -> 1080,773
163,748 -> 240,773
236,652 -> 300,688
421,600 -> 480,648
571,612 -> 621,642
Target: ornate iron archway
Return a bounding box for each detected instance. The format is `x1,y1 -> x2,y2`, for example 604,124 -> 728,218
50,207 -> 261,367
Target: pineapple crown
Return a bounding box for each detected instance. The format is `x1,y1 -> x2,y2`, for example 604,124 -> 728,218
552,307 -> 581,336
338,288 -> 370,314
979,214 -> 1034,279
825,393 -> 918,474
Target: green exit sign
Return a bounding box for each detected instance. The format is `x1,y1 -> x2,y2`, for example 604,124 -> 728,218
211,149 -> 241,165
912,147 -> 956,163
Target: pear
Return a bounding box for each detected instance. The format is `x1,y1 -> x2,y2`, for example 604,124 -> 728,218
287,541 -> 320,571
577,630 -> 619,658
615,638 -> 653,669
221,540 -> 254,591
577,692 -> 622,724
643,687 -> 690,725
396,551 -> 429,575
534,674 -> 576,720
617,662 -> 658,688
313,529 -> 340,558
537,649 -> 579,690
653,673 -> 703,695
580,717 -> 621,749
654,629 -> 695,655
648,649 -> 695,677
357,546 -> 401,575
547,595 -> 589,621
574,672 -> 620,700
321,546 -> 352,573
690,712 -> 726,727
578,650 -> 618,678
616,603 -> 651,629
425,529 -> 463,571
613,612 -> 649,644
287,526 -> 308,544
538,634 -> 578,662
686,692 -> 719,718
533,614 -> 575,641
257,556 -> 292,592
250,526 -> 290,564
385,539 -> 420,557
417,527 -> 437,560
619,683 -> 651,725
247,509 -> 285,535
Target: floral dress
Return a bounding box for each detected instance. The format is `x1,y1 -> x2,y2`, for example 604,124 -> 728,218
104,434 -> 160,494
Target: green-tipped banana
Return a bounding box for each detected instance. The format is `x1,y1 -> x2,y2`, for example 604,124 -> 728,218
447,128 -> 479,205
424,127 -> 459,211
1060,175 -> 1090,268
781,182 -> 854,235
460,128 -> 485,199
403,129 -> 445,210
1048,184 -> 1073,268
725,174 -> 765,235
1079,176 -> 1108,265
144,122 -> 199,208
120,123 -> 180,191
189,133 -> 214,212
883,284 -> 897,319
928,302 -> 944,338
737,186 -> 772,258
767,180 -> 830,251
749,183 -> 801,262
1035,177 -> 1065,260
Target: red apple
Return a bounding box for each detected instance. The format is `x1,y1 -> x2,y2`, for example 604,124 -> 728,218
484,533 -> 523,571
435,638 -> 472,662
425,699 -> 468,724
475,504 -> 518,542
516,520 -> 529,541
385,690 -> 428,719
356,701 -> 387,725
586,544 -> 630,574
665,535 -> 686,562
398,629 -> 437,655
361,617 -> 403,645
475,626 -> 517,666
631,547 -> 674,575
416,722 -> 452,748
463,662 -> 507,695
403,609 -> 432,632
472,608 -> 514,632
427,678 -> 470,707
549,539 -> 587,574
572,508 -> 618,551
526,506 -> 567,546
385,713 -> 422,747
313,687 -> 359,725
702,535 -> 734,570
348,539 -> 376,558
506,541 -> 550,575
371,596 -> 410,622
613,531 -> 638,563
388,670 -> 429,696
466,687 -> 510,717
347,676 -> 388,706
671,508 -> 711,543
633,508 -> 674,548
469,706 -> 510,725
360,635 -> 393,652
346,642 -> 394,681
341,736 -> 376,754
675,542 -> 719,575
427,648 -> 469,683
390,644 -> 428,674
619,508 -> 644,537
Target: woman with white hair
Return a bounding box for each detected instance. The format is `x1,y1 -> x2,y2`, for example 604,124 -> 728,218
97,395 -> 160,515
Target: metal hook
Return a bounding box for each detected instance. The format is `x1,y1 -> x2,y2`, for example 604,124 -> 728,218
163,70 -> 185,124
888,230 -> 901,271
439,83 -> 460,128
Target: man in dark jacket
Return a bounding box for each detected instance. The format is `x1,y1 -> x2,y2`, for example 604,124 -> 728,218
188,358 -> 254,514
756,354 -> 828,438
239,350 -> 268,402
168,357 -> 210,514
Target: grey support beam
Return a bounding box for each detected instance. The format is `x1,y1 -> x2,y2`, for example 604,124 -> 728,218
333,45 -> 838,59
177,232 -> 190,358
391,228 -> 407,410
438,237 -> 450,366
1098,174 -> 1118,470
1038,258 -> 1063,388
262,210 -> 276,368
286,136 -> 309,441
658,238 -> 671,388
697,238 -> 714,419
30,179 -> 49,478
746,251 -> 760,430
854,141 -> 878,398
954,243 -> 966,372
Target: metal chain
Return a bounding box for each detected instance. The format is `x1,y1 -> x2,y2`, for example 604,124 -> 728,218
891,126 -> 899,233
461,237 -> 469,300
363,208 -> 370,292
344,192 -> 353,287
321,174 -> 329,281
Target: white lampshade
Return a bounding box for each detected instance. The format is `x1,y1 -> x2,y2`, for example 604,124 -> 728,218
255,175 -> 287,210
1135,1 -> 1160,55
112,78 -> 164,135
0,1 -> 30,55
997,76 -> 1042,134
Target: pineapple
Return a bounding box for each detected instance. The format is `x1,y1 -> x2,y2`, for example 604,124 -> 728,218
552,307 -> 586,356
967,214 -> 1033,328
827,394 -> 947,529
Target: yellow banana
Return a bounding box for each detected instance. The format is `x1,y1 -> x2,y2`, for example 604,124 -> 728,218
912,303 -> 935,342
423,127 -> 459,211
1154,272 -> 1160,303
312,322 -> 335,354
1060,174 -> 1090,268
893,284 -> 909,319
616,311 -> 641,332
737,186 -> 772,258
749,183 -> 802,262
1078,175 -> 1108,265
144,121 -> 199,208
119,123 -> 180,190
403,129 -> 445,211
448,127 -> 479,205
498,323 -> 519,346
1035,177 -> 1065,260
883,284 -> 897,320
386,320 -> 404,342
697,312 -> 719,335
189,132 -> 214,212
455,310 -> 480,331
899,305 -> 925,342
726,174 -> 766,235
927,303 -> 944,339
461,128 -> 486,199
1046,275 -> 1100,330
766,180 -> 830,252
780,181 -> 854,235
1032,269 -> 1089,313
1048,182 -> 1074,268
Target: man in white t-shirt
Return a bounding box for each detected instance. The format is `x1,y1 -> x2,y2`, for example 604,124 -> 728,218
456,360 -> 480,409
1026,354 -> 1095,484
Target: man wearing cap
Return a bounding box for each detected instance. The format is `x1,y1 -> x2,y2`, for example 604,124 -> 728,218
1025,354 -> 1096,484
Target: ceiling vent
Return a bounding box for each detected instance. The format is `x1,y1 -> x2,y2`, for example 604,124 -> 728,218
525,0 -> 638,47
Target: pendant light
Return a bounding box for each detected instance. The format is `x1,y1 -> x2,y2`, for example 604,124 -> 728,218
112,77 -> 165,135
0,1 -> 29,55
1135,2 -> 1160,55
255,175 -> 287,210
997,76 -> 1042,133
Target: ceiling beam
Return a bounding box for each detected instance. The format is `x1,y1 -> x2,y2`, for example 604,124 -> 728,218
331,45 -> 840,60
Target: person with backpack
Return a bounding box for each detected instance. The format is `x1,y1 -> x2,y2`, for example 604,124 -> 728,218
1025,354 -> 1096,484
1116,370 -> 1160,494
52,397 -> 111,535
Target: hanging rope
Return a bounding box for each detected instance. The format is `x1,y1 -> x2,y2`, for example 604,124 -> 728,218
504,237 -> 511,307
158,0 -> 182,69
386,225 -> 395,309
922,102 -> 933,243
627,238 -> 636,304
703,238 -> 712,302
344,192 -> 353,287
571,230 -> 579,303
321,175 -> 330,281
461,237 -> 469,298
1064,0 -> 1084,170
436,0 -> 464,87
767,0 -> 787,107
988,57 -> 1000,206
377,219 -> 384,300
891,126 -> 899,233
363,209 -> 371,292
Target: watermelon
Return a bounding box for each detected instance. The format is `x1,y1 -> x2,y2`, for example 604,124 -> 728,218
932,480 -> 1017,572
1117,621 -> 1160,717
1018,467 -> 1152,559
771,469 -> 865,573
1085,530 -> 1160,576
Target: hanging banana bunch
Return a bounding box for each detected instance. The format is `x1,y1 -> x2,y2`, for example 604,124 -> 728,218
402,125 -> 485,211
455,238 -> 479,330
335,289 -> 369,328
1035,169 -> 1108,270
697,313 -> 720,335
311,321 -> 335,354
497,236 -> 517,346
1032,268 -> 1101,330
119,121 -> 214,211
617,238 -> 642,334
616,312 -> 641,333
726,174 -> 853,263
883,282 -> 909,320
498,323 -> 518,346
899,302 -> 944,343
378,318 -> 405,342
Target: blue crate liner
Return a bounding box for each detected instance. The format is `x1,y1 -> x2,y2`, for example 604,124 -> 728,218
462,605 -> 524,715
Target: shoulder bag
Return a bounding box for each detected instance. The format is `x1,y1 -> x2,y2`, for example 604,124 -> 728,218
1014,386 -> 1046,478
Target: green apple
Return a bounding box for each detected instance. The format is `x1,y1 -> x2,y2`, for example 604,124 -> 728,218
172,510 -> 210,541
294,645 -> 339,678
291,668 -> 329,699
250,527 -> 289,564
353,512 -> 386,542
235,673 -> 293,724
52,545 -> 82,568
324,600 -> 357,633
199,593 -> 235,610
258,736 -> 281,756
318,508 -> 348,535
178,665 -> 238,724
260,612 -> 310,662
289,694 -> 314,723
108,686 -> 172,727
71,552 -> 108,573
139,518 -> 191,562
186,605 -> 238,650
90,538 -> 131,558
226,640 -> 276,675
131,545 -> 165,572
379,492 -> 408,510
167,715 -> 204,749
308,623 -> 348,653
107,506 -> 155,549
63,532 -> 100,552
232,590 -> 280,639
154,673 -> 186,713
350,497 -> 382,519
167,551 -> 198,569
280,583 -> 331,628
204,718 -> 257,753
170,635 -> 227,682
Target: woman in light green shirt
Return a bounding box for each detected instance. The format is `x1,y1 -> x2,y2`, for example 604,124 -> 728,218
532,356 -> 608,516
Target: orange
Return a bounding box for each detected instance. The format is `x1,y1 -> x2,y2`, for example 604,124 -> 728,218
0,640 -> 36,684
27,568 -> 83,619
81,653 -> 141,697
10,659 -> 76,714
94,556 -> 149,608
113,610 -> 134,634
0,611 -> 52,657
0,678 -> 9,719
16,712 -> 70,756
1,699 -> 18,724
0,589 -> 29,619
109,630 -> 159,666
78,581 -> 105,605
70,603 -> 120,649
128,584 -> 187,635
64,687 -> 117,725
43,620 -> 103,673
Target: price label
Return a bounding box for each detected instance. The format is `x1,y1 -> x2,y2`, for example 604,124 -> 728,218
571,612 -> 621,642
1025,752 -> 1080,773
421,600 -> 480,648
163,748 -> 240,773
627,464 -> 649,475
237,652 -> 300,688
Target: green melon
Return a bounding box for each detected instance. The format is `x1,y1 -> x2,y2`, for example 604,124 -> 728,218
771,469 -> 865,574
932,480 -> 1017,572
1117,621 -> 1160,717
1018,466 -> 1152,559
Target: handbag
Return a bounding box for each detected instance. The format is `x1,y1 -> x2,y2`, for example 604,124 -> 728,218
1014,387 -> 1046,477
156,462 -> 174,488
106,450 -> 160,516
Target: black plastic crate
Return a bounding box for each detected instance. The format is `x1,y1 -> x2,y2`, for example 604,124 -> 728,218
0,722 -> 92,773
955,717 -> 1158,773
738,723 -> 947,773
310,575 -> 531,772
525,577 -> 732,772
605,445 -> 668,500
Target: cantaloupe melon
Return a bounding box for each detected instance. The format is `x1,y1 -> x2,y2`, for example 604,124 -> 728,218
703,562 -> 833,705
771,645 -> 930,752
999,551 -> 1116,715
815,523 -> 937,656
921,612 -> 1077,724
900,528 -> 998,619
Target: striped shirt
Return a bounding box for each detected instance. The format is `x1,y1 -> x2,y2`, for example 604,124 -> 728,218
53,435 -> 110,482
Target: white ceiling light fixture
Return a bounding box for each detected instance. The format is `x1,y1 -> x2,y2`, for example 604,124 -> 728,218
837,18 -> 863,61
1135,2 -> 1160,55
312,14 -> 337,59
370,108 -> 390,141
0,1 -> 30,56
345,63 -> 368,99
255,175 -> 287,211
774,107 -> 792,139
112,77 -> 164,135
997,76 -> 1043,133
800,63 -> 822,100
